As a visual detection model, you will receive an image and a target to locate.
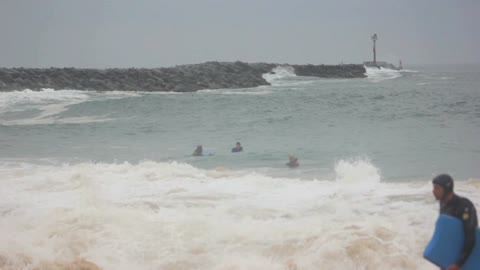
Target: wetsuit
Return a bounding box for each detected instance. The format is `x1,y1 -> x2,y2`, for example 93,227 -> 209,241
440,194 -> 478,267
286,159 -> 299,168
231,147 -> 243,153
193,147 -> 203,156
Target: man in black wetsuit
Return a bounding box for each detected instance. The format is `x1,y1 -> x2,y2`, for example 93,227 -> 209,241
286,154 -> 299,168
231,142 -> 243,153
193,145 -> 203,156
432,174 -> 478,270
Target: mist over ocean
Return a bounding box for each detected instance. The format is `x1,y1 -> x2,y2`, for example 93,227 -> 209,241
1,65 -> 479,269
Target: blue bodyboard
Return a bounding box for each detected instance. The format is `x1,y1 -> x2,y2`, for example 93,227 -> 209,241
423,214 -> 480,270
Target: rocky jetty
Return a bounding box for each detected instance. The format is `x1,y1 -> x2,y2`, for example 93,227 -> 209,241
292,64 -> 366,78
0,62 -> 366,92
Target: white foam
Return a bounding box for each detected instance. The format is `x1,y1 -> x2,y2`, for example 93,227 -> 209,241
198,89 -> 273,96
1,115 -> 114,125
0,89 -> 145,112
335,158 -> 381,184
0,89 -> 131,125
399,69 -> 419,73
0,99 -> 112,126
96,91 -> 143,98
1,160 -> 477,269
262,65 -> 296,84
138,91 -> 183,95
196,89 -> 220,93
0,89 -> 195,125
221,91 -> 273,95
0,89 -> 91,112
365,67 -> 402,82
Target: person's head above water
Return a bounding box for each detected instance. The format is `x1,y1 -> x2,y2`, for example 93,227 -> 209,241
231,142 -> 243,152
432,174 -> 454,201
193,145 -> 203,156
286,154 -> 299,168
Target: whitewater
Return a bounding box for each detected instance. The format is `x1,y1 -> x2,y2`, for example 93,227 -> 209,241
0,65 -> 479,269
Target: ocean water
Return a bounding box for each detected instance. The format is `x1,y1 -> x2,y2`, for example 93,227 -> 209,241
0,65 -> 479,269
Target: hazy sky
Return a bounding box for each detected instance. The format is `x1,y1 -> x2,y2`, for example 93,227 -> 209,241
1,0 -> 479,68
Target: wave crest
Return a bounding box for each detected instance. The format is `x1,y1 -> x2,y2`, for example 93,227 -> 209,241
262,66 -> 296,84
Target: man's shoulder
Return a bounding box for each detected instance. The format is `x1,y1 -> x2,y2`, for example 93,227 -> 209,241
457,195 -> 475,209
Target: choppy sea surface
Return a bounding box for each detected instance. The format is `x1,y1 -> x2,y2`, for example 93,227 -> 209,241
0,65 -> 479,269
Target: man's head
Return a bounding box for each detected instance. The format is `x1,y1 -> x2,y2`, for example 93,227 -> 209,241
432,174 -> 454,201
236,142 -> 241,147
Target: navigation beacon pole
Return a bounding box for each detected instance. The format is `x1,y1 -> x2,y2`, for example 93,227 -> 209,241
371,33 -> 378,65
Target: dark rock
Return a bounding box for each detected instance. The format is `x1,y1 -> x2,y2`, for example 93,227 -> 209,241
0,62 -> 366,92
292,64 -> 366,78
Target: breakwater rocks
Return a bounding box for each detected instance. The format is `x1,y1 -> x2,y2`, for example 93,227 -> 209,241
292,64 -> 366,78
0,62 -> 366,92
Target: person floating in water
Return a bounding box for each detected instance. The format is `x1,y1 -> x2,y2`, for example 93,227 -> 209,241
231,142 -> 243,153
286,154 -> 299,168
192,145 -> 203,156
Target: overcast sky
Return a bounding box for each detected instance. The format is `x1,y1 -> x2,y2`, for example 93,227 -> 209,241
1,0 -> 479,68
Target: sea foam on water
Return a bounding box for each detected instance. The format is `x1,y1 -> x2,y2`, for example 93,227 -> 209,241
1,160 -> 478,269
